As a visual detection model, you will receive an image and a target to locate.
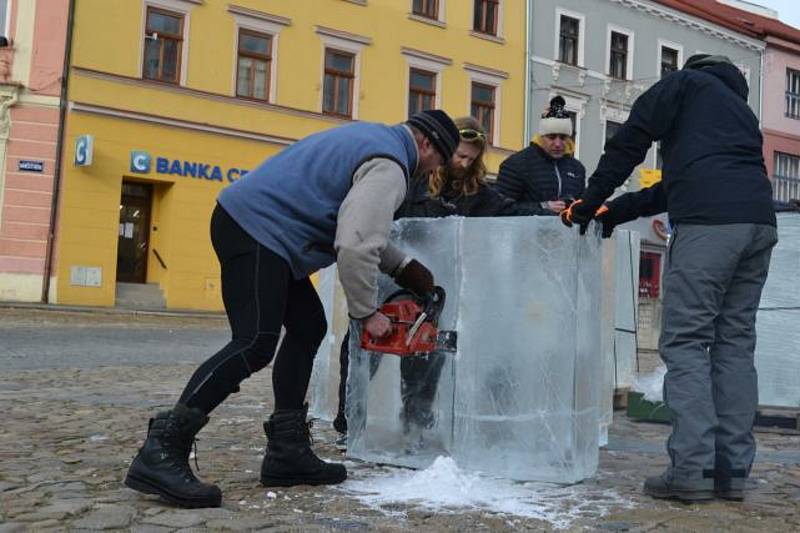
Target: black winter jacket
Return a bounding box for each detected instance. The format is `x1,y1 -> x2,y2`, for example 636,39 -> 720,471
494,144 -> 586,215
583,62 -> 775,227
396,175 -> 543,219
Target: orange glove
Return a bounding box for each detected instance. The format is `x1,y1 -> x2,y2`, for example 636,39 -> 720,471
560,201 -> 609,235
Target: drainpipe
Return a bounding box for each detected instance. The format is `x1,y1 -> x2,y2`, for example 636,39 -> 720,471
758,45 -> 765,127
523,0 -> 533,146
41,0 -> 76,303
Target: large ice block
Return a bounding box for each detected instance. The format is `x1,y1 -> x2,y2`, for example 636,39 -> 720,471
755,213 -> 800,408
599,230 -> 640,445
308,265 -> 349,421
346,216 -> 603,483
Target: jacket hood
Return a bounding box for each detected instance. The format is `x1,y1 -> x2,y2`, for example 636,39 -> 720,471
696,62 -> 750,102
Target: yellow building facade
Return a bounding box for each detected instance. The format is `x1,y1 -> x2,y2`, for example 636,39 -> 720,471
56,0 -> 528,310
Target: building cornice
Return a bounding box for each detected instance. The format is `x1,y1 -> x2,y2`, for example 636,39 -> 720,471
608,0 -> 765,52
314,25 -> 372,46
226,5 -> 292,26
71,66 -> 350,126
463,63 -> 509,80
762,127 -> 800,143
69,101 -> 297,146
400,47 -> 452,66
765,35 -> 800,55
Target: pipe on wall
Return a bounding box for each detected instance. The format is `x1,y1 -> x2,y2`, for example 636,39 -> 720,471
41,0 -> 76,303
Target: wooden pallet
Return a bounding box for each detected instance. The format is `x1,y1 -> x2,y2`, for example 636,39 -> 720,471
613,387 -> 631,410
754,407 -> 800,432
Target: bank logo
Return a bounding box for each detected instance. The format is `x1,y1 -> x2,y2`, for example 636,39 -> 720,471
75,135 -> 94,167
130,151 -> 152,173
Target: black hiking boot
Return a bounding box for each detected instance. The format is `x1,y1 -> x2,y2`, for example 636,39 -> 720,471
643,472 -> 714,503
124,404 -> 222,508
261,404 -> 347,487
715,469 -> 747,501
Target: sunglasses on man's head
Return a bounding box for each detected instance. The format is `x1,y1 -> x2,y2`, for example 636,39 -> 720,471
459,129 -> 486,141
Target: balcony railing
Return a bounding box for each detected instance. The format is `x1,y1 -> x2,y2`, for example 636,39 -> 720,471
773,175 -> 800,202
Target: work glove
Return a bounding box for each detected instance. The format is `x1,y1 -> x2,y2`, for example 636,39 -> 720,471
560,199 -> 602,235
393,259 -> 434,297
594,204 -> 621,239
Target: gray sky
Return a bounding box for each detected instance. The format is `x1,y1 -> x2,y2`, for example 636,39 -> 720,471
749,0 -> 800,29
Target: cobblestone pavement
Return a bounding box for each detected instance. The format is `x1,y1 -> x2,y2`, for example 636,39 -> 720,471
2,307 -> 800,532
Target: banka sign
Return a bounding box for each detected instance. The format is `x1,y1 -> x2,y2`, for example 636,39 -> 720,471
129,151 -> 249,183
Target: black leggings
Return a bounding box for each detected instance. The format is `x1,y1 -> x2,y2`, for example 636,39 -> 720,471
178,205 -> 327,414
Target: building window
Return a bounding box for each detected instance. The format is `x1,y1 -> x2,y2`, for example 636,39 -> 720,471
775,152 -> 800,179
605,120 -> 622,145
661,46 -> 679,78
408,68 -> 436,117
143,7 -> 184,84
609,31 -> 629,79
639,251 -> 662,299
0,0 -> 8,39
787,68 -> 800,119
473,0 -> 499,36
471,82 -> 495,143
413,0 -> 438,19
559,15 -> 579,66
323,49 -> 355,118
565,110 -> 578,142
236,30 -> 272,101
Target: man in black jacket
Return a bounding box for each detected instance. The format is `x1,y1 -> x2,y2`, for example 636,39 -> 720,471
563,55 -> 777,503
494,96 -> 586,215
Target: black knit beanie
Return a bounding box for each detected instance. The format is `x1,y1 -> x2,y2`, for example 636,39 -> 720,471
406,110 -> 460,162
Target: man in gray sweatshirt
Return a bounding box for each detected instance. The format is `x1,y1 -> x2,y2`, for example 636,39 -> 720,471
124,110 -> 460,508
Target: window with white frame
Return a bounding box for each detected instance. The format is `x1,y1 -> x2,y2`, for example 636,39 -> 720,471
323,49 -> 355,118
660,46 -> 679,78
607,26 -> 633,80
408,68 -> 436,117
141,0 -> 199,86
236,30 -> 271,101
775,152 -> 800,179
402,48 -> 448,118
787,68 -> 800,119
471,82 -> 495,142
316,27 -> 370,119
610,33 -> 628,79
558,15 -> 580,66
413,0 -> 438,19
465,64 -> 506,145
473,0 -> 499,36
143,7 -> 184,83
228,7 -> 290,104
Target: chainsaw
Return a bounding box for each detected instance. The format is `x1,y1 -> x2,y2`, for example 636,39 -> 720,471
360,286 -> 457,356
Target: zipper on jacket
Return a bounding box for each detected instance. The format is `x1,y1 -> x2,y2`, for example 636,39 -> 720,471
554,162 -> 563,198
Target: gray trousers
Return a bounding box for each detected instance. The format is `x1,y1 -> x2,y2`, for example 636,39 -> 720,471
659,223 -> 777,482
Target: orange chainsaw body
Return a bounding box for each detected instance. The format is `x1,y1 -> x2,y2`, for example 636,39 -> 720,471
360,297 -> 439,356
360,287 -> 454,356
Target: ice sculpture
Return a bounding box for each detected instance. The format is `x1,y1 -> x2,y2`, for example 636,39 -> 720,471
599,230 -> 641,445
755,212 -> 800,408
345,216 -> 603,483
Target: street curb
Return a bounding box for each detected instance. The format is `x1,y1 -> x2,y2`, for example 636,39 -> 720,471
0,301 -> 226,319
